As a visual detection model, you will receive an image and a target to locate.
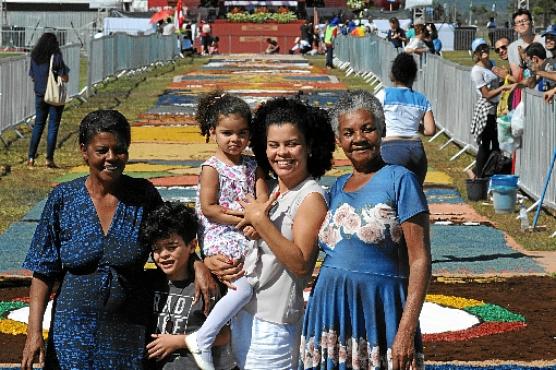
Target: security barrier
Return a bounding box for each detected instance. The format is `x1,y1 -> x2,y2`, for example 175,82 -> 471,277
0,33 -> 178,140
88,33 -> 178,88
334,34 -> 556,210
0,44 -> 80,135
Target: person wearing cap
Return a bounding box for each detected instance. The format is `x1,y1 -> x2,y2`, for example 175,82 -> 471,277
469,38 -> 516,179
543,25 -> 556,103
543,24 -> 556,62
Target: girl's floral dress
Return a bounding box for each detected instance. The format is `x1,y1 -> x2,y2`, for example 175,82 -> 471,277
195,155 -> 257,260
300,165 -> 428,370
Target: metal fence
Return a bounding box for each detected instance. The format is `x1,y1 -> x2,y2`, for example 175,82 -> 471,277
88,32 -> 178,87
334,34 -> 556,211
0,32 -> 178,138
0,43 -> 81,135
1,26 -> 93,50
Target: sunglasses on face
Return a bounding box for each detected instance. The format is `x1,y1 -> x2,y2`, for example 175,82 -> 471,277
495,45 -> 508,53
513,20 -> 530,26
476,45 -> 489,53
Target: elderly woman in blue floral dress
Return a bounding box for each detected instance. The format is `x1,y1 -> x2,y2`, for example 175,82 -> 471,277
300,90 -> 432,370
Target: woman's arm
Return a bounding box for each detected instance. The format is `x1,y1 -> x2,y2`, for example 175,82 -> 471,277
391,212 -> 431,370
422,111 -> 436,136
479,83 -> 516,100
199,165 -> 243,226
239,192 -> 327,277
21,274 -> 54,370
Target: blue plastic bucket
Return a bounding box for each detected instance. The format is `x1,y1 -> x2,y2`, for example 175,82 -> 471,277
490,175 -> 519,188
490,175 -> 519,214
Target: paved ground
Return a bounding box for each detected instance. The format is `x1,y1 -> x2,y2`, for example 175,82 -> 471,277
0,55 -> 553,369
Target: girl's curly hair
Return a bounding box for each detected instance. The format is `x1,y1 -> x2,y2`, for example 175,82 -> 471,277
250,97 -> 335,179
195,90 -> 252,143
390,52 -> 418,87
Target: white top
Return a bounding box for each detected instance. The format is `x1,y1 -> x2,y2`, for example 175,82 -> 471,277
376,86 -> 432,137
244,177 -> 325,324
471,63 -> 500,114
404,37 -> 426,52
508,34 -> 551,67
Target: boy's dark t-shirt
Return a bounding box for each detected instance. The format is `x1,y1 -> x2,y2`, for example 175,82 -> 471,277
146,270 -> 235,370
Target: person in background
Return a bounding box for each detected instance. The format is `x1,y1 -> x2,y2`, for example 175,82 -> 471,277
27,32 -> 69,169
142,202 -> 232,370
487,16 -> 497,46
492,36 -> 518,83
405,22 -> 416,40
523,42 -> 556,92
208,36 -> 219,55
425,23 -> 442,55
265,38 -> 280,54
300,90 -> 431,370
200,20 -> 212,56
375,52 -> 436,186
507,9 -> 550,86
162,17 -> 176,36
469,38 -> 516,179
387,17 -> 407,49
324,17 -> 339,69
404,23 -> 429,55
542,24 -> 556,60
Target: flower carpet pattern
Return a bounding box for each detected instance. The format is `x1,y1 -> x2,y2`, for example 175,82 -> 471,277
0,55 -> 554,368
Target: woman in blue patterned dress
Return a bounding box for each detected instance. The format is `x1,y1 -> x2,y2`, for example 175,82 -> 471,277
20,110 -> 216,370
300,90 -> 432,370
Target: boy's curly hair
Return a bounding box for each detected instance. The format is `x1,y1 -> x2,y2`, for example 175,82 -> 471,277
141,202 -> 198,248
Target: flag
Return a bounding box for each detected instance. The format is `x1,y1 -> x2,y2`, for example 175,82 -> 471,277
174,0 -> 184,31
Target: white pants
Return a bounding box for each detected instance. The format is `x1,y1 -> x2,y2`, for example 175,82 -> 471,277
231,309 -> 302,370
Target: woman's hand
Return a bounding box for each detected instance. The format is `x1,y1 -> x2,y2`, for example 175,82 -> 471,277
21,331 -> 45,370
391,329 -> 417,370
203,254 -> 243,290
545,87 -> 556,103
193,260 -> 220,316
146,334 -> 184,360
236,192 -> 279,230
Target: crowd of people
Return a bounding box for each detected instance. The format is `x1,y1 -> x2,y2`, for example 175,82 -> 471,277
387,17 -> 442,55
468,9 -> 555,179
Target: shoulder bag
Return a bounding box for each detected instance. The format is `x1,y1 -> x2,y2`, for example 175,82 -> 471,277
44,54 -> 67,106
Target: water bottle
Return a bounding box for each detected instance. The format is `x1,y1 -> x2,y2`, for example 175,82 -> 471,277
519,201 -> 529,231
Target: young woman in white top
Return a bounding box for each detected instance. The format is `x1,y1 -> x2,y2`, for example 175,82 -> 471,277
203,98 -> 336,369
469,38 -> 516,178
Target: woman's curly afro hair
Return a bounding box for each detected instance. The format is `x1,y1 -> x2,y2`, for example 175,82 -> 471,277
250,97 -> 335,179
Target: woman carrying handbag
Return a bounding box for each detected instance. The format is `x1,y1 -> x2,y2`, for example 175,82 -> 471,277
28,32 -> 69,169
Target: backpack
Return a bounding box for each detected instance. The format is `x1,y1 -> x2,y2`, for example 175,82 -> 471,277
481,150 -> 512,178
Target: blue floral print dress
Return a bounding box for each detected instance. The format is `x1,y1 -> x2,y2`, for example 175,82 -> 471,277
23,176 -> 161,370
300,165 -> 428,370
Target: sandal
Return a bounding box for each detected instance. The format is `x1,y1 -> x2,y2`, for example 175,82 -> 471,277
27,159 -> 35,168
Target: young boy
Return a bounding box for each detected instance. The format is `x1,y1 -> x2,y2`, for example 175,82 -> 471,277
141,202 -> 230,370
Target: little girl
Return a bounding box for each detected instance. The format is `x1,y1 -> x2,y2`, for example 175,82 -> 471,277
187,91 -> 268,370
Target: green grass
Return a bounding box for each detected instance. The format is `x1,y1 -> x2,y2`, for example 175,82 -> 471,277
0,57 -> 205,234
0,52 -> 24,59
306,55 -> 555,252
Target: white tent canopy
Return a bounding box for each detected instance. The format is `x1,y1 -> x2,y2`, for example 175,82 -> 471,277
405,0 -> 433,9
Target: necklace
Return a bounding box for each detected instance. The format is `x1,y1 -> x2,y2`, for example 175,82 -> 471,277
163,281 -> 188,334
